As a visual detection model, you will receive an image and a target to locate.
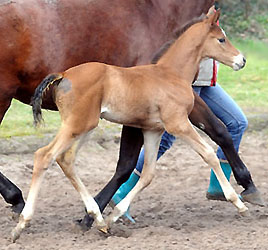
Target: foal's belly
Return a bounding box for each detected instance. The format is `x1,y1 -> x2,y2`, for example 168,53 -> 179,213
100,106 -> 164,130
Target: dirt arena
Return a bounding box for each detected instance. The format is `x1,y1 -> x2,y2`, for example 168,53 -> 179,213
1,118 -> 268,250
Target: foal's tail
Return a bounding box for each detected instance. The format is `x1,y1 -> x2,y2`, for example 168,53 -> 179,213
32,73 -> 63,127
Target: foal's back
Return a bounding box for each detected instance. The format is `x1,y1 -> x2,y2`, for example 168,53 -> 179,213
56,62 -> 193,130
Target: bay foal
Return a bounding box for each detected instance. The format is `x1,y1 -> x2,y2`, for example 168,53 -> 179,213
12,10 -> 248,241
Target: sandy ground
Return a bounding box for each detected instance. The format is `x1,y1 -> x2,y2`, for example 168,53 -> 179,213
1,121 -> 268,250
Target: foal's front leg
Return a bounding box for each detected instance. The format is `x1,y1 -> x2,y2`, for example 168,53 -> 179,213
106,129 -> 163,228
189,92 -> 263,206
165,117 -> 248,215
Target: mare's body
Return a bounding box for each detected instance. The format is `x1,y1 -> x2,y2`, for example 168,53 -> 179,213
0,0 -> 213,113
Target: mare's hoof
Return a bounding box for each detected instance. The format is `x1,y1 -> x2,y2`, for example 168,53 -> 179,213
9,202 -> 25,221
206,192 -> 226,201
11,201 -> 25,214
74,214 -> 94,231
241,189 -> 265,207
11,212 -> 20,221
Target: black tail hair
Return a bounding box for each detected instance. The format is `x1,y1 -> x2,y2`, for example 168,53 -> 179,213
32,73 -> 63,127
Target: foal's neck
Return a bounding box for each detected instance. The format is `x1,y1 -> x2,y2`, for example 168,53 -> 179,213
157,24 -> 207,84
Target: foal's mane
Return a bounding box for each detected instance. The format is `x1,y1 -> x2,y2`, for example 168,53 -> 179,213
151,14 -> 207,64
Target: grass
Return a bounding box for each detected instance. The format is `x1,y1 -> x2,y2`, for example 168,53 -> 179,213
0,101 -> 61,138
218,39 -> 268,109
0,39 -> 267,138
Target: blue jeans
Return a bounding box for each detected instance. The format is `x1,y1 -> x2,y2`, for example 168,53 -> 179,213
135,83 -> 248,173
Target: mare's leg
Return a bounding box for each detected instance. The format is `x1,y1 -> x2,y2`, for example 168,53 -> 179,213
0,82 -> 15,124
79,126 -> 144,228
106,130 -> 163,228
165,116 -> 248,215
190,92 -> 263,206
56,137 -> 107,232
0,81 -> 25,212
0,172 -> 25,213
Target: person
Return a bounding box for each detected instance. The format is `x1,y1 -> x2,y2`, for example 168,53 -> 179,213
111,6 -> 248,222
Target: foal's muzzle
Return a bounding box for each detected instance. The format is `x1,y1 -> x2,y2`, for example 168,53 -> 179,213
232,54 -> 246,71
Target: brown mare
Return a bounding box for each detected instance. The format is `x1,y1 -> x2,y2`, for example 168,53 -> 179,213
0,0 -> 215,212
12,10 -> 249,241
0,0 -> 261,226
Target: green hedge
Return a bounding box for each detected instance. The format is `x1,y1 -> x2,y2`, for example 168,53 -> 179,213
217,0 -> 268,39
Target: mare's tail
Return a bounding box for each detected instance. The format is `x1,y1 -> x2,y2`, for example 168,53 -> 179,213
32,73 -> 63,127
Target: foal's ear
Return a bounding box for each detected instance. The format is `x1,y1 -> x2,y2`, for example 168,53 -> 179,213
206,9 -> 221,25
206,5 -> 215,16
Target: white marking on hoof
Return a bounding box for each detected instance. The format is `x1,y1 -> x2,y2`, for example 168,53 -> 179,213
11,215 -> 30,242
11,228 -> 21,243
98,225 -> 109,234
239,207 -> 250,217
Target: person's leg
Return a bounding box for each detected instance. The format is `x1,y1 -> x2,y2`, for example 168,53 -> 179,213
194,84 -> 248,199
111,131 -> 176,221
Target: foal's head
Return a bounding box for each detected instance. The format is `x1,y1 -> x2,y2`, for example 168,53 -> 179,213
200,10 -> 246,71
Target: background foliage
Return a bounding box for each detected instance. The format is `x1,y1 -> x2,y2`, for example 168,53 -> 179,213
217,0 -> 268,40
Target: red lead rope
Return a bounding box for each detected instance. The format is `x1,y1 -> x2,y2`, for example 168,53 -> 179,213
210,18 -> 220,86
211,59 -> 217,86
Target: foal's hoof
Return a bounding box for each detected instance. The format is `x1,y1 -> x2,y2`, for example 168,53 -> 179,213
241,189 -> 265,207
98,226 -> 109,234
11,228 -> 21,243
97,220 -> 109,234
239,209 -> 250,217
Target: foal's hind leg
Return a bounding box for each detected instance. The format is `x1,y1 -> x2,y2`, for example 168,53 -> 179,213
56,136 -> 107,232
165,117 -> 249,215
106,129 -> 163,228
12,128 -> 82,242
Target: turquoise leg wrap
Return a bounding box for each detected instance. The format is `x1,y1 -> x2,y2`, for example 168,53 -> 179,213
207,162 -> 232,198
111,171 -> 140,223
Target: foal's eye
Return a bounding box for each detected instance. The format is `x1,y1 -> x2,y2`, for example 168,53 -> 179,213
218,38 -> 226,43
